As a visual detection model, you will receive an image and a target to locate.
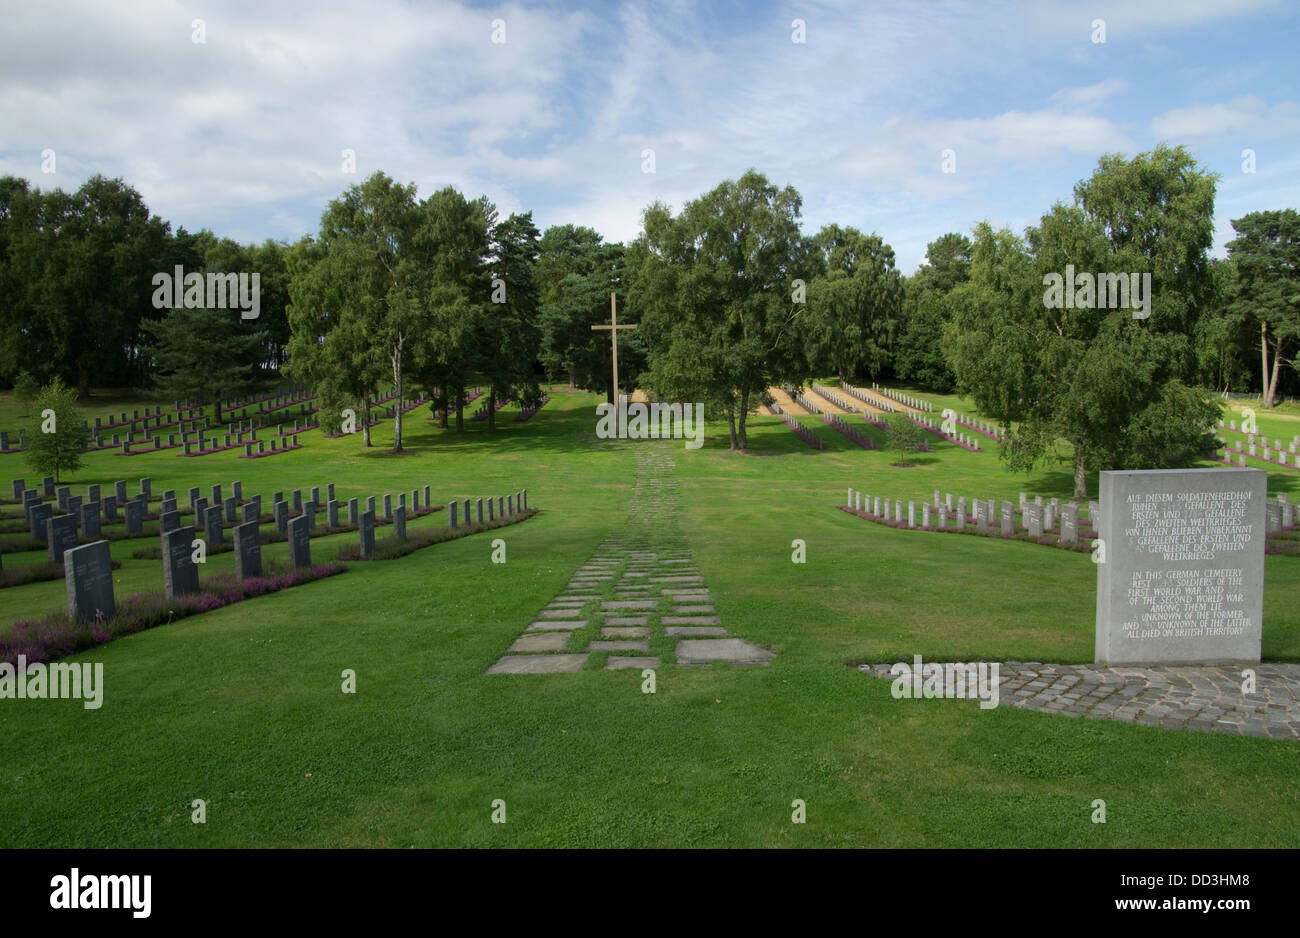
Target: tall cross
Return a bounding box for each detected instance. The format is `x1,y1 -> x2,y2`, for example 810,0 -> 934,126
592,292 -> 636,435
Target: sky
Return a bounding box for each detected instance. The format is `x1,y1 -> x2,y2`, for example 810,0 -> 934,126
2,0 -> 1298,273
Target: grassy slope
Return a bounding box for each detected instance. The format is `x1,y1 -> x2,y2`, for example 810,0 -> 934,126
0,389 -> 1297,848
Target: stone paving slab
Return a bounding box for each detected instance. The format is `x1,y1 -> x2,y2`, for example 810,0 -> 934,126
526,619 -> 588,631
508,632 -> 571,652
537,608 -> 583,618
588,640 -> 650,652
662,615 -> 721,625
672,605 -> 716,614
858,661 -> 1300,740
604,616 -> 649,626
605,656 -> 660,670
488,654 -> 589,674
677,638 -> 775,666
602,600 -> 658,609
665,626 -> 728,637
602,626 -> 650,638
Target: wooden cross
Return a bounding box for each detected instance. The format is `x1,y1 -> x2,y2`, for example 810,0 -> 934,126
592,292 -> 636,435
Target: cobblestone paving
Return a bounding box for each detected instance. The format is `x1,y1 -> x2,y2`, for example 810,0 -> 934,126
488,449 -> 774,674
859,661 -> 1300,740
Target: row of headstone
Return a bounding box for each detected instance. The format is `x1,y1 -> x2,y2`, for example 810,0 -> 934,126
847,486 -> 1093,544
870,383 -> 933,412
839,381 -> 896,413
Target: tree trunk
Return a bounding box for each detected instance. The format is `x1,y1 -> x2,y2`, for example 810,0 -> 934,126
456,383 -> 465,433
1261,321 -> 1270,407
442,389 -> 450,429
727,408 -> 738,450
391,342 -> 404,453
738,385 -> 751,449
363,393 -> 372,447
1266,335 -> 1283,409
568,363 -> 575,390
1073,450 -> 1087,500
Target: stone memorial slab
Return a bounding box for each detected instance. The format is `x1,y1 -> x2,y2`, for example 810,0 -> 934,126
162,525 -> 200,598
205,508 -> 223,545
124,499 -> 144,534
274,500 -> 288,533
1000,501 -> 1014,536
160,510 -> 180,533
359,510 -> 375,558
65,540 -> 115,622
43,476 -> 55,497
328,499 -> 339,528
287,515 -> 311,568
47,514 -> 78,565
1095,468 -> 1266,666
383,494 -> 392,520
80,502 -> 101,540
1024,503 -> 1043,537
1061,503 -> 1079,545
225,497 -> 238,523
10,478 -> 24,500
448,501 -> 458,528
103,494 -> 117,521
233,521 -> 261,580
394,505 -> 407,540
348,497 -> 359,526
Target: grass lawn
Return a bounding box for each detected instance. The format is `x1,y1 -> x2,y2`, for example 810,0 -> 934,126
0,388 -> 1296,848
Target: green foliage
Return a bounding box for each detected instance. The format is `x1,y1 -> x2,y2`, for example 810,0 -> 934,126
803,224 -> 903,380
23,376 -> 86,482
945,148 -> 1223,497
894,233 -> 970,391
1227,209 -> 1300,406
11,370 -> 39,401
884,413 -> 929,456
143,305 -> 266,420
629,170 -> 813,449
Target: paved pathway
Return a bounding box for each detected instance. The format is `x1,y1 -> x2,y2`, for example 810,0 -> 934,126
488,449 -> 774,674
859,660 -> 1300,740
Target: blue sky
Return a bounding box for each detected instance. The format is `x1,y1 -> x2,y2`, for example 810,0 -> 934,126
2,0 -> 1297,272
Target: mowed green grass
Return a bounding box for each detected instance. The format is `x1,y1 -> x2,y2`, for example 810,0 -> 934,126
0,388 -> 1297,848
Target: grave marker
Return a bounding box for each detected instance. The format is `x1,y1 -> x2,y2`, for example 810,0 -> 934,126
234,521 -> 261,579
162,526 -> 200,598
1095,468 -> 1266,666
65,540 -> 115,622
287,515 -> 311,568
81,502 -> 101,540
47,514 -> 78,564
359,510 -> 375,558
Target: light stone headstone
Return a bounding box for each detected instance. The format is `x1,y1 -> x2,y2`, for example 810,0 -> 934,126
1024,502 -> 1043,537
922,504 -> 931,528
1095,468 -> 1266,666
1061,503 -> 1079,545
1000,501 -> 1014,536
937,505 -> 947,528
65,540 -> 115,622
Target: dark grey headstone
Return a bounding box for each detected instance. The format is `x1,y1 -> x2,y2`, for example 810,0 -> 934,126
507,494 -> 514,515
124,498 -> 144,534
520,489 -> 527,511
211,484 -> 222,505
233,521 -> 261,580
81,502 -> 101,540
162,525 -> 200,598
498,496 -> 504,517
56,486 -> 70,510
348,497 -> 358,526
87,484 -> 100,503
383,494 -> 392,520
47,514 -> 78,565
65,540 -> 115,622
292,489 -> 302,513
423,484 -> 431,507
115,480 -> 127,502
205,507 -> 223,545
188,487 -> 201,510
43,476 -> 55,496
1095,468 -> 1267,666
487,498 -> 495,522
327,483 -> 335,502
140,477 -> 152,497
359,510 -> 375,558
29,502 -> 52,542
476,498 -> 484,524
393,506 -> 407,540
224,497 -> 237,523
448,501 -> 458,528
160,510 -> 180,533
274,500 -> 288,533
366,496 -> 375,517
193,497 -> 208,527
10,478 -> 24,499
232,481 -> 242,501
463,498 -> 471,524
287,514 -> 311,568
66,495 -> 83,526
103,494 -> 117,521
304,501 -> 317,529
242,501 -> 258,524
328,499 -> 339,528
